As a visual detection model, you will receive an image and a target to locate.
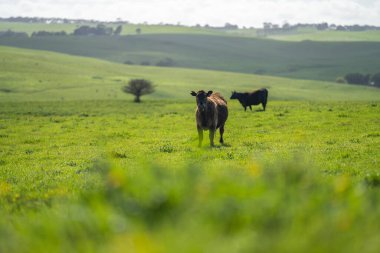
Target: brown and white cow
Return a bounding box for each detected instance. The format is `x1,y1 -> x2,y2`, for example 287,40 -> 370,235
191,90 -> 228,147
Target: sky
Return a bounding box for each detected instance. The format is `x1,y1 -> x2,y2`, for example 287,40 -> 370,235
1,0 -> 380,27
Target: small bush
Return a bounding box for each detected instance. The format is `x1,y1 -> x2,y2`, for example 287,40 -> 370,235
336,77 -> 346,83
0,88 -> 12,93
156,58 -> 175,67
254,69 -> 267,75
140,61 -> 150,66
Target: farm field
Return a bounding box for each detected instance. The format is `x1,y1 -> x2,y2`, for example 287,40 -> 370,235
0,21 -> 242,36
268,29 -> 380,42
1,99 -> 380,252
1,41 -> 380,252
1,46 -> 379,102
1,34 -> 380,83
3,21 -> 380,42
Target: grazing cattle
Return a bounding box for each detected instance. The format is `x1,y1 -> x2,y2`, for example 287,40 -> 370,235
230,88 -> 268,111
191,90 -> 228,147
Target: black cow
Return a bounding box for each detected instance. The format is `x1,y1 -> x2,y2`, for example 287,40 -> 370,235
230,88 -> 268,111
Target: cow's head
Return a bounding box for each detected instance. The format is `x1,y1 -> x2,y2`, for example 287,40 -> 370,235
230,91 -> 238,99
191,90 -> 213,112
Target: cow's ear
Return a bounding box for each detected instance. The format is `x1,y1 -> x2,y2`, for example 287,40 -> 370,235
191,91 -> 197,96
207,90 -> 213,97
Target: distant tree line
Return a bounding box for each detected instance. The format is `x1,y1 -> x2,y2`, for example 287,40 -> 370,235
124,57 -> 176,67
31,31 -> 67,37
338,72 -> 380,87
2,16 -> 380,32
257,22 -> 380,36
0,24 -> 124,38
0,17 -> 130,25
0,30 -> 28,38
72,24 -> 123,36
73,24 -> 121,36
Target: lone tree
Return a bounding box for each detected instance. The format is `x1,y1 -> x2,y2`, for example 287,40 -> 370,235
122,79 -> 155,103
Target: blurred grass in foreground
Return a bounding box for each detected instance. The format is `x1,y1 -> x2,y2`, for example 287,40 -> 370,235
1,159 -> 380,253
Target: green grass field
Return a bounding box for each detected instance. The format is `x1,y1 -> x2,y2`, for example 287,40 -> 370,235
0,21 -> 242,36
3,21 -> 380,42
269,29 -> 380,42
1,43 -> 380,252
1,99 -> 380,252
1,46 -> 379,102
1,34 -> 380,83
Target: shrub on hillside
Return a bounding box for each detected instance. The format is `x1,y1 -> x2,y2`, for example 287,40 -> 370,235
344,73 -> 370,85
140,61 -> 151,66
335,77 -> 346,84
31,31 -> 67,37
156,57 -> 175,67
370,72 -> 380,87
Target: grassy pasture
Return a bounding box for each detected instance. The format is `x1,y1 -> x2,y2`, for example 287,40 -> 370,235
1,34 -> 379,82
1,46 -> 380,103
0,21 -> 238,36
0,100 -> 380,252
1,46 -> 380,252
0,21 -> 80,35
269,29 -> 380,42
3,21 -> 380,42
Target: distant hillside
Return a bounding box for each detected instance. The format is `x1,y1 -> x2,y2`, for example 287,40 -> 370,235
268,29 -> 380,42
1,46 -> 379,102
0,34 -> 379,82
2,20 -> 380,41
0,21 -> 250,37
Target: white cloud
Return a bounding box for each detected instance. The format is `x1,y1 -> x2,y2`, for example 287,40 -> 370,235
0,0 -> 379,27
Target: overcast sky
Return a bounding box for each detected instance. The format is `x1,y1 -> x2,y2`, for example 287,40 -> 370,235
1,0 -> 380,27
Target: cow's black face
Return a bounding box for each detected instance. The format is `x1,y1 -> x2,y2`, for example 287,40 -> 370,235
230,91 -> 238,99
191,90 -> 212,112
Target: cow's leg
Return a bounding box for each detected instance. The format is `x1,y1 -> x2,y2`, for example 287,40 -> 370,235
262,102 -> 266,111
209,128 -> 216,147
219,125 -> 225,144
244,106 -> 247,111
197,126 -> 203,147
249,105 -> 252,111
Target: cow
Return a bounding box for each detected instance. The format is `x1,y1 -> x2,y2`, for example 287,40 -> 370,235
191,90 -> 228,147
230,88 -> 268,111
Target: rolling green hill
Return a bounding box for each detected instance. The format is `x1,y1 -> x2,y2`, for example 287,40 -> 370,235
268,29 -> 380,42
0,21 -> 245,36
1,45 -> 379,102
1,46 -> 380,253
3,21 -> 380,42
1,34 -> 380,82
